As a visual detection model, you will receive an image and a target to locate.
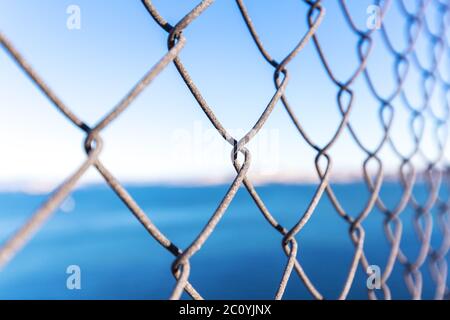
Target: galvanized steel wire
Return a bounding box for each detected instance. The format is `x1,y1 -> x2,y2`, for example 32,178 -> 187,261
0,0 -> 449,300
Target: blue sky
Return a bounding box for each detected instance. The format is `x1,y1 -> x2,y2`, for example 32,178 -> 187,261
0,0 -> 448,191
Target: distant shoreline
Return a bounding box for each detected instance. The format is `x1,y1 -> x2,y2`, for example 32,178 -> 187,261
0,174 -> 431,195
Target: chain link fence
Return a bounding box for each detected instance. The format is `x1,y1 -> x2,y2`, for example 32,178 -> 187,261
0,0 -> 449,300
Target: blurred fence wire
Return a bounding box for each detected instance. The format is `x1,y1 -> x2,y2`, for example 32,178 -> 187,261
1,0 -> 450,300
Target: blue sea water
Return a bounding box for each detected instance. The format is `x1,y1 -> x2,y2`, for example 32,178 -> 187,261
0,182 -> 448,300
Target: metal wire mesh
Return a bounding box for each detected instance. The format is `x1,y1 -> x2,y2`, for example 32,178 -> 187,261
0,0 -> 449,300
